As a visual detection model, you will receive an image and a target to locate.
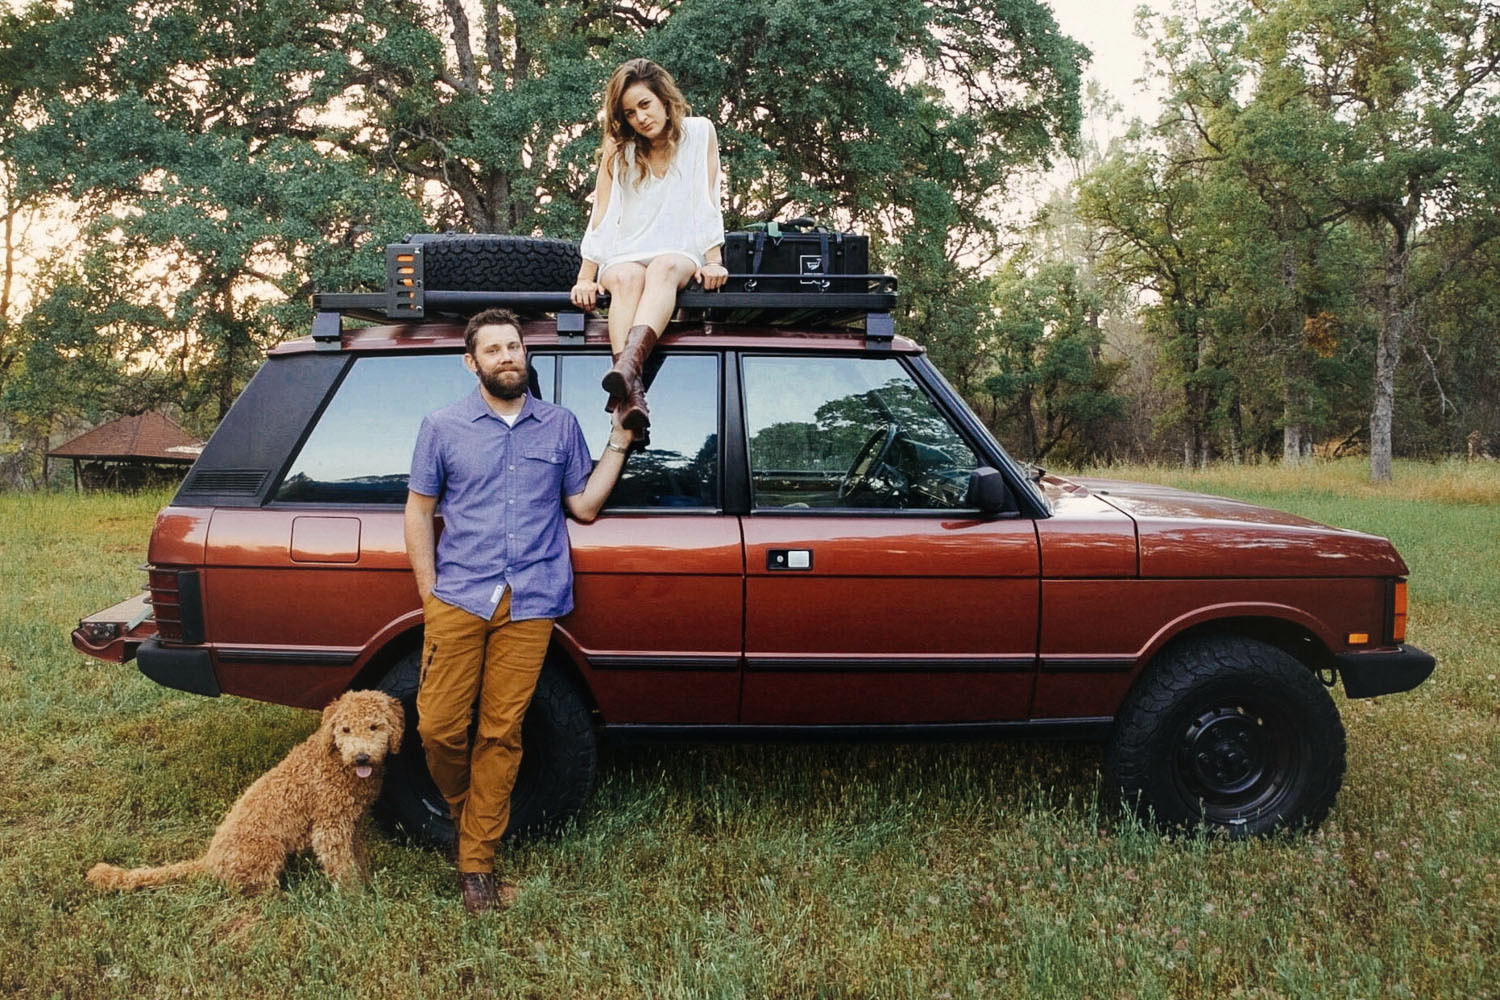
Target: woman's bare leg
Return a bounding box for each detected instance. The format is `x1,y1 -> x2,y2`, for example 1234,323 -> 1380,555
602,255 -> 697,435
599,262 -> 647,354
630,255 -> 697,332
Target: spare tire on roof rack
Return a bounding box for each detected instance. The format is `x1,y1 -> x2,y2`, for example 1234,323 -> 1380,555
409,234 -> 581,293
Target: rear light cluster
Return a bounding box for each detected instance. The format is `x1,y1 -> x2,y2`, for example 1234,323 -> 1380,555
147,567 -> 205,644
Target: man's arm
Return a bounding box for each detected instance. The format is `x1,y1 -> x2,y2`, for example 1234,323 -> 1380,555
564,424 -> 635,524
404,490 -> 439,601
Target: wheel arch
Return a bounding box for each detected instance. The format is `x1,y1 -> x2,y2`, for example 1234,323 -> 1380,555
1139,611 -> 1338,682
345,622 -> 604,720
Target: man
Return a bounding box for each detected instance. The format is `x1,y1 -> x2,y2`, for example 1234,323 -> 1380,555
404,307 -> 633,915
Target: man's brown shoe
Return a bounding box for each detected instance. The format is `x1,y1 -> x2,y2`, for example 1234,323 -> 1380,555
458,872 -> 497,915
458,872 -> 520,915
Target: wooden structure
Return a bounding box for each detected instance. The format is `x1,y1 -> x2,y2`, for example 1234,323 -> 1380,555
46,412 -> 203,491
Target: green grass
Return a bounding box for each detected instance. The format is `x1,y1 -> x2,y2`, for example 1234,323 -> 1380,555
2,461 -> 1497,998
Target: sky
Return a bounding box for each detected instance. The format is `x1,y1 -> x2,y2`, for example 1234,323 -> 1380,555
1048,0 -> 1168,127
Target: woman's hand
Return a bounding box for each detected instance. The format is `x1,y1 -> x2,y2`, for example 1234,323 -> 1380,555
695,262 -> 728,291
570,279 -> 602,311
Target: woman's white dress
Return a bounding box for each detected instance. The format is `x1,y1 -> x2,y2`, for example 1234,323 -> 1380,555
579,116 -> 725,275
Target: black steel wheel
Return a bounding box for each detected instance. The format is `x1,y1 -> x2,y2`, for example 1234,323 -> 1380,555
1105,636 -> 1345,836
373,650 -> 597,848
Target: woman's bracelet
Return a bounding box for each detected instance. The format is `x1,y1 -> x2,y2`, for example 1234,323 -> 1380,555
605,440 -> 630,455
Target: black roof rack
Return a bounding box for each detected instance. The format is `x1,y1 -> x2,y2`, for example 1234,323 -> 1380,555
310,236 -> 899,350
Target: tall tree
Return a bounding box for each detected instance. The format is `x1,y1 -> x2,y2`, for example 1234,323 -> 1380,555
1242,0 -> 1500,481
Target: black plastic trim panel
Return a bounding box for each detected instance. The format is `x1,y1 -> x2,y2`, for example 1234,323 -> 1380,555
745,656 -> 1036,673
601,717 -> 1114,744
588,655 -> 740,672
174,351 -> 350,508
136,639 -> 220,697
176,571 -> 206,645
1337,644 -> 1436,698
1040,657 -> 1136,672
214,648 -> 360,666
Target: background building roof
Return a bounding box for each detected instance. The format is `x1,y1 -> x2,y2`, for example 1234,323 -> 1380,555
46,411 -> 203,463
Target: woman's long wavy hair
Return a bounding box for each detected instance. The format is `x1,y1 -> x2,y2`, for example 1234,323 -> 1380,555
601,59 -> 690,188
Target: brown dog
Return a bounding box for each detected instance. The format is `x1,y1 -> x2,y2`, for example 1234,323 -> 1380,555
87,689 -> 404,893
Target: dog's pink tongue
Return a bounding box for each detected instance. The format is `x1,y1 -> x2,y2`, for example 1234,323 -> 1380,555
356,765 -> 373,779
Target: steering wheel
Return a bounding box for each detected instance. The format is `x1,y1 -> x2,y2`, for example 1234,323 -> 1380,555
838,422 -> 901,503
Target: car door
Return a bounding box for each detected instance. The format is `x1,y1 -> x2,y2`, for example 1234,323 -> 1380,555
736,353 -> 1040,725
553,351 -> 744,725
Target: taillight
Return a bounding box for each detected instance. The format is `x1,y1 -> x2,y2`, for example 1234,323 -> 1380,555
146,567 -> 204,644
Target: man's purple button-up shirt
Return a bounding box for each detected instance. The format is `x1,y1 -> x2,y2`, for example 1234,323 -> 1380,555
409,389 -> 592,622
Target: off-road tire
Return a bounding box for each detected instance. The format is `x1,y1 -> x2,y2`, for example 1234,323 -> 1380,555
373,650 -> 597,848
416,235 -> 582,293
1105,636 -> 1345,837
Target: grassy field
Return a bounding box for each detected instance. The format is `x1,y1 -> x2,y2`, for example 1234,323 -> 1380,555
1,459 -> 1496,999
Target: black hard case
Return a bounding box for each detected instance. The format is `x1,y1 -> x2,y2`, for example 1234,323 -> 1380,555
722,225 -> 870,293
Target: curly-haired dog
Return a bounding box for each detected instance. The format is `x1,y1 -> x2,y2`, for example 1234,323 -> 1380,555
87,689 -> 404,893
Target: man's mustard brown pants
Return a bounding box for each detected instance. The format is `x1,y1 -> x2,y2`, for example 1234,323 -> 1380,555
417,591 -> 553,874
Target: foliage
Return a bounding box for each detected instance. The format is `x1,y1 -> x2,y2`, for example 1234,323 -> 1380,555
1070,0 -> 1500,473
0,0 -> 1085,486
982,254 -> 1126,463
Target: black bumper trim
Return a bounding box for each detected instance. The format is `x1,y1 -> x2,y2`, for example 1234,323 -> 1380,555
1336,644 -> 1435,698
136,638 -> 221,698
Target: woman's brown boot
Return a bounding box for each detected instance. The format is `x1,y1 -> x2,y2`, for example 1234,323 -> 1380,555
602,324 -> 657,430
604,353 -> 623,413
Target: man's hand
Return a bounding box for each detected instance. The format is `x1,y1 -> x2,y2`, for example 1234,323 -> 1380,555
404,490 -> 439,603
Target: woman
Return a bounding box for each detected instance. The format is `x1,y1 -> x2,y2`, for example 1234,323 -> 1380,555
571,58 -> 727,437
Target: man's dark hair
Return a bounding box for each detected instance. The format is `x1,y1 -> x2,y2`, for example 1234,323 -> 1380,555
464,308 -> 524,355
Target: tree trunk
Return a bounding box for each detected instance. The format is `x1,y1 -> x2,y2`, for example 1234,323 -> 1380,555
1282,418 -> 1302,465
1370,234 -> 1410,484
1370,308 -> 1399,482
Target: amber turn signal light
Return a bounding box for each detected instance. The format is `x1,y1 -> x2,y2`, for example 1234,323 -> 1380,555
1392,580 -> 1408,643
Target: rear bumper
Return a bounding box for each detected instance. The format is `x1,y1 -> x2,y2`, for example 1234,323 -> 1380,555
136,638 -> 221,697
1336,644 -> 1436,698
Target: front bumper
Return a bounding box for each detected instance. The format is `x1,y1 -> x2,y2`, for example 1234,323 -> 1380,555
1336,644 -> 1436,698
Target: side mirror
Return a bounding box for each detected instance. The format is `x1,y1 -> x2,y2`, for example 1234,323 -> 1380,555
965,467 -> 1012,514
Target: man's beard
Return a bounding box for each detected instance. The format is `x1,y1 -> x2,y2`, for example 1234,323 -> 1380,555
480,367 -> 528,400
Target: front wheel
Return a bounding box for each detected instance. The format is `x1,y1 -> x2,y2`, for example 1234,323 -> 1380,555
1105,636 -> 1345,836
374,650 -> 598,848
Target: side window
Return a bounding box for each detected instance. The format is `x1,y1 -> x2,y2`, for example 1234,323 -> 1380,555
275,353 -> 552,504
277,355 -> 479,503
559,353 -> 719,509
742,355 -> 979,510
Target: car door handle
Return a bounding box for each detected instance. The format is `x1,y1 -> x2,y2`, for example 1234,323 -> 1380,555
767,549 -> 813,571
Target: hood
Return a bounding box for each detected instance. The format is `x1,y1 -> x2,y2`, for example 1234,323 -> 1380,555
1067,477 -> 1408,578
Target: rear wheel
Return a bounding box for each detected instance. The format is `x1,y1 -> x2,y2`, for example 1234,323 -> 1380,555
374,649 -> 597,848
1105,636 -> 1345,836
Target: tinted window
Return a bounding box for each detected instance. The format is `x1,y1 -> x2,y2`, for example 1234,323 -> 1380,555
742,355 -> 978,510
560,353 -> 719,509
276,355 -> 479,503
275,354 -> 552,504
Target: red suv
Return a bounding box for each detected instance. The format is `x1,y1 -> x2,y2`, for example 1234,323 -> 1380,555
73,235 -> 1434,841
